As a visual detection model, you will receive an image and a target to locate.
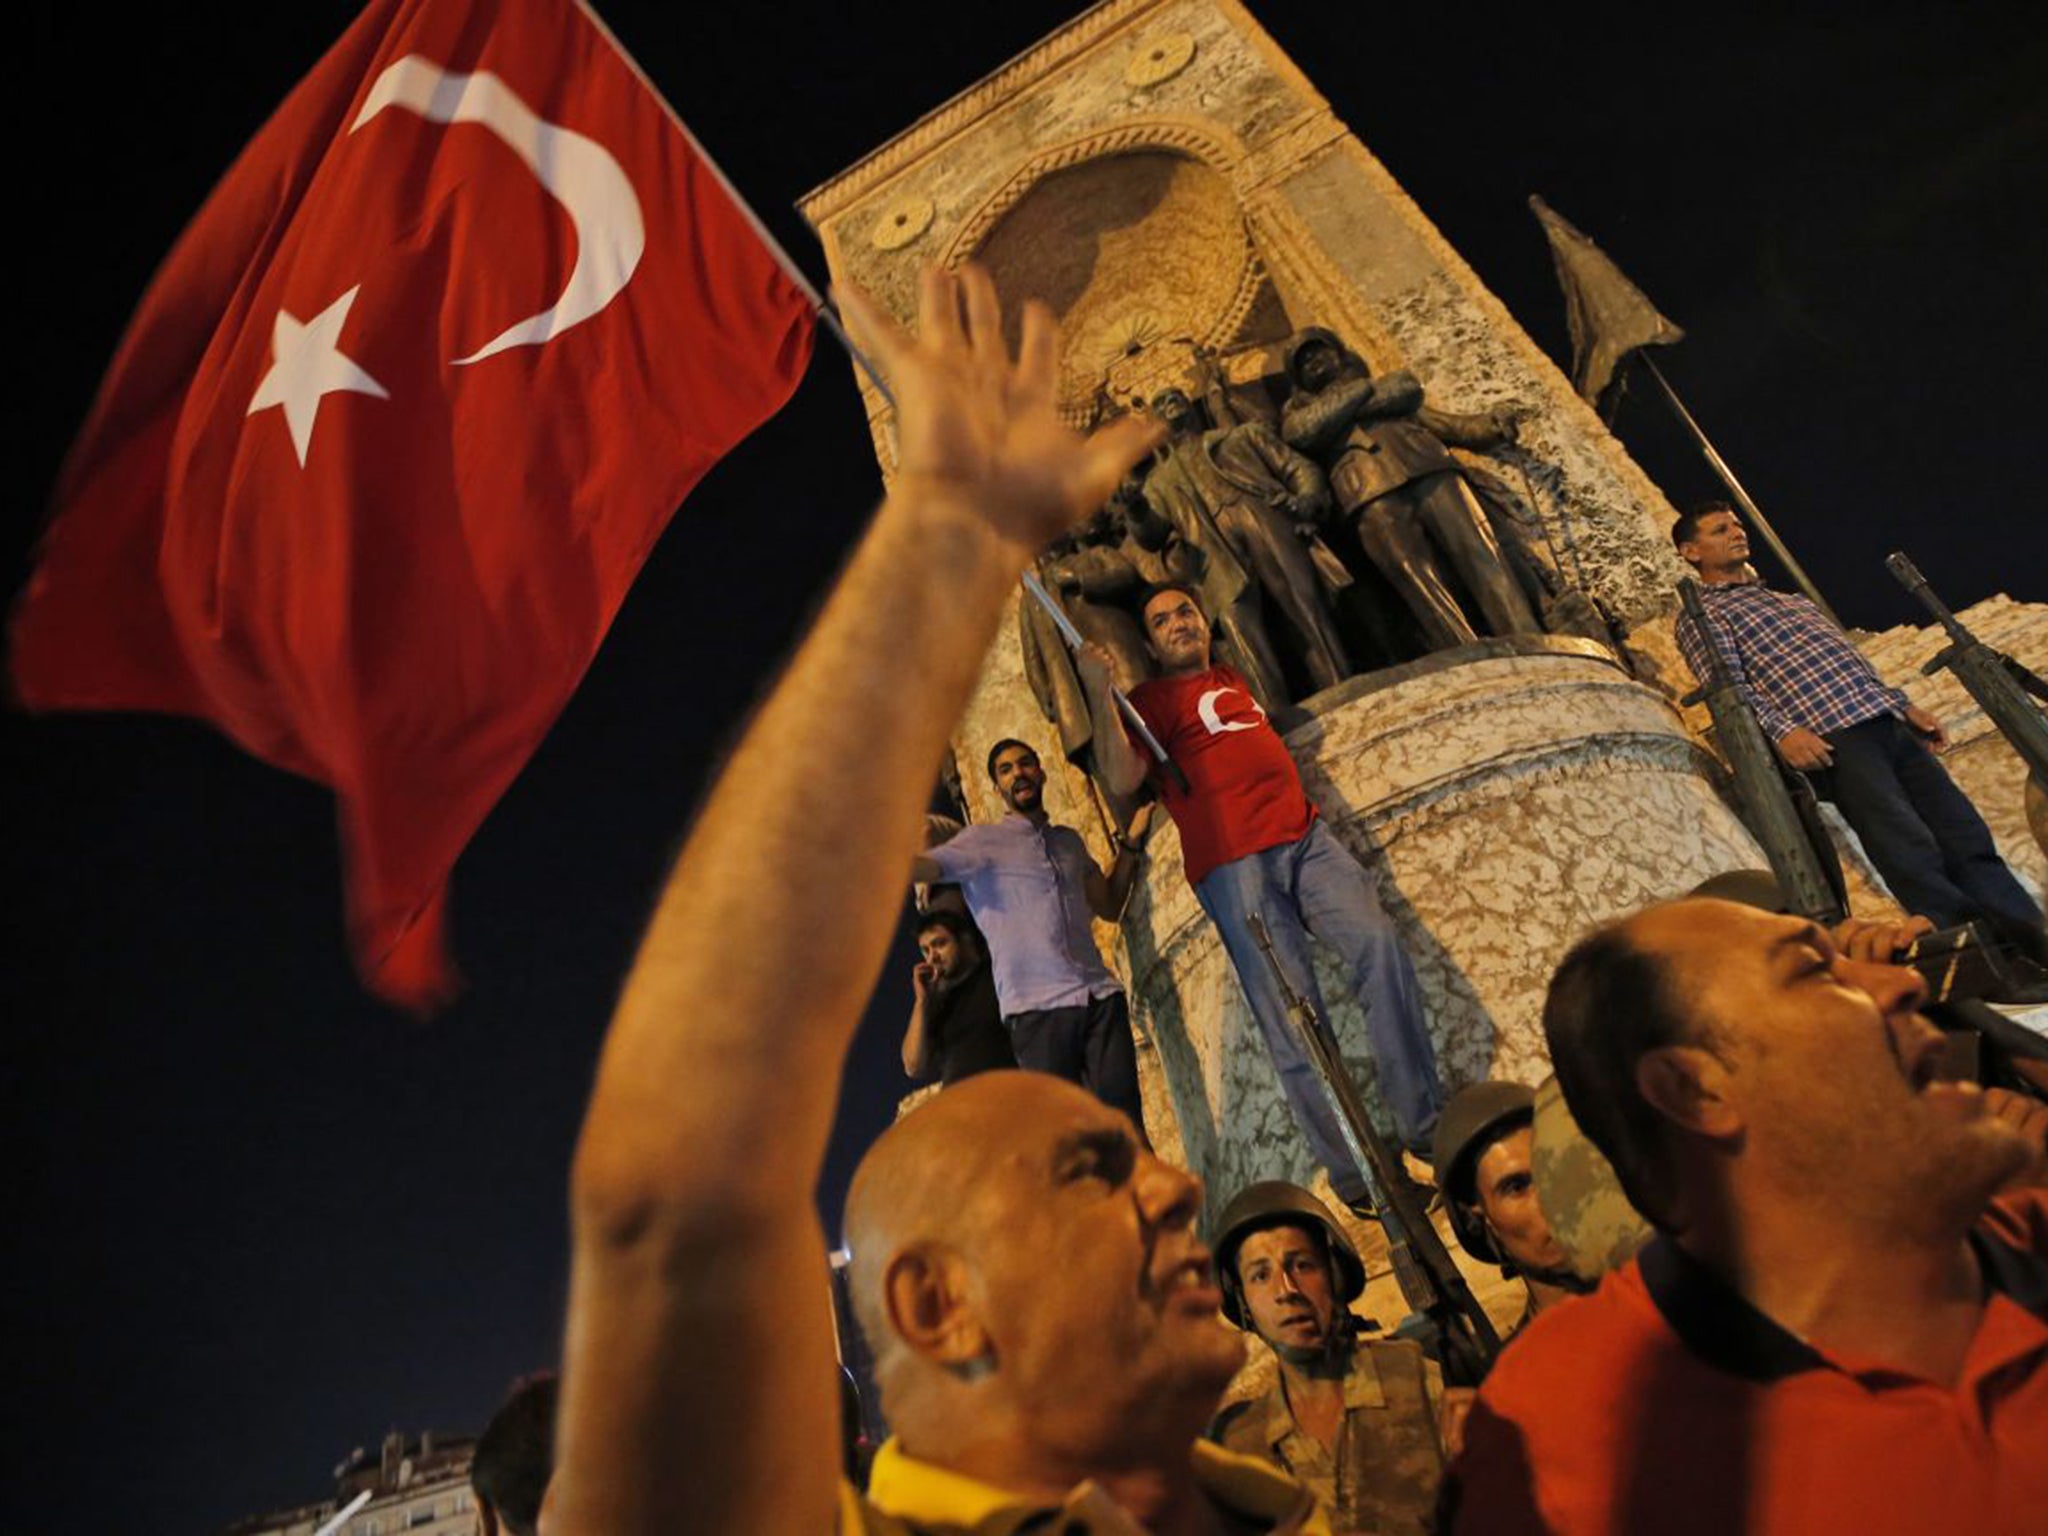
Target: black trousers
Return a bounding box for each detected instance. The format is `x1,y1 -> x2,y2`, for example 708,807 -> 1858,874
1007,991 -> 1150,1146
1816,714 -> 2041,931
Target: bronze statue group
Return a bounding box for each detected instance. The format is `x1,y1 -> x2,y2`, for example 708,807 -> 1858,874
515,269 -> 2045,1536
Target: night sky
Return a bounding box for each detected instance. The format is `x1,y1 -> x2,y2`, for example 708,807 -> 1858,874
9,3 -> 2046,1531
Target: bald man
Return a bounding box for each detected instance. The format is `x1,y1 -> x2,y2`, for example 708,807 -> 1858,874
549,268 -> 1329,1535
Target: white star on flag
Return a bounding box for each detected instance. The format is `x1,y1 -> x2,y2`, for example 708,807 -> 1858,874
246,286 -> 389,465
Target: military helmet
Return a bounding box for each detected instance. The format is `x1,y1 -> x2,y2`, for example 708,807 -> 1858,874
1430,1081 -> 1537,1267
1530,1074 -> 1653,1283
1688,868 -> 1791,912
1210,1180 -> 1365,1330
1280,325 -> 1355,389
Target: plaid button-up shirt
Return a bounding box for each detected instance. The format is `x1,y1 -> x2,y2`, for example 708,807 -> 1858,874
1675,579 -> 1909,742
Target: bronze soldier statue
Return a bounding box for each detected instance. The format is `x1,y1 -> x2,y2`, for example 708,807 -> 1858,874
1121,459 -> 1287,712
1281,328 -> 1540,651
1019,505 -> 1155,773
1143,386 -> 1352,701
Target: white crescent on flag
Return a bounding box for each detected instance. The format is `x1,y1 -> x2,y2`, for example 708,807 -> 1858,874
350,54 -> 647,365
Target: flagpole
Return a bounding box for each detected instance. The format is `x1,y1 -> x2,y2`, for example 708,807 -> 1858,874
1639,355 -> 1842,627
590,9 -> 1192,793
664,123 -> 892,407
575,0 -> 893,398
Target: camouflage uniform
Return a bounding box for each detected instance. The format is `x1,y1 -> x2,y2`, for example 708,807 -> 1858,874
1529,1074 -> 1652,1282
1211,1331 -> 1445,1536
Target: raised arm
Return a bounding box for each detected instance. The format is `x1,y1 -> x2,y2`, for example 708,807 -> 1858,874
1077,642 -> 1151,801
551,266 -> 1161,1536
901,959 -> 939,1079
1084,801 -> 1155,920
1279,374 -> 1373,456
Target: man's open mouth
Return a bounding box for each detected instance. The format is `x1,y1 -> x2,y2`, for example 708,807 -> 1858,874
1905,1036 -> 1979,1097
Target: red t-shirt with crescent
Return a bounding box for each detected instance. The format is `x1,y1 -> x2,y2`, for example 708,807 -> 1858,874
1127,664 -> 1315,886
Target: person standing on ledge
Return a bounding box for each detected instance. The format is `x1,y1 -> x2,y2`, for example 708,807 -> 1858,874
899,908 -> 1014,1087
1673,502 -> 2040,934
1082,583 -> 1445,1214
912,740 -> 1153,1133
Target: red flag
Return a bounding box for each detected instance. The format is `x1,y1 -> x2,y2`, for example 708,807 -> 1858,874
11,0 -> 815,1009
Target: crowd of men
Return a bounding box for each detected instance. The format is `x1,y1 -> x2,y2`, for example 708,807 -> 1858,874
496,270 -> 2044,1534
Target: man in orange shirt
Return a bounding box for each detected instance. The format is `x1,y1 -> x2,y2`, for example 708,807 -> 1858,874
1443,895 -> 2048,1534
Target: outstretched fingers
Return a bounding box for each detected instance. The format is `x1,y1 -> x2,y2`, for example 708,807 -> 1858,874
833,282 -> 908,384
1014,299 -> 1059,411
959,264 -> 1008,376
1072,414 -> 1167,515
918,265 -> 967,356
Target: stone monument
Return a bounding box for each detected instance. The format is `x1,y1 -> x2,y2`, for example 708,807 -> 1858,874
800,0 -> 2047,1330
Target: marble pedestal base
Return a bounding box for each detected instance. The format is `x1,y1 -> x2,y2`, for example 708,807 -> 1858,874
1117,637 -> 1763,1210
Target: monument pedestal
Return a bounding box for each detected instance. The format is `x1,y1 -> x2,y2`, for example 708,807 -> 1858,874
1118,638 -> 1762,1203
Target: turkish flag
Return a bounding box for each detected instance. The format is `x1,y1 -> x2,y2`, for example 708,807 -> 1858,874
11,0 -> 815,1009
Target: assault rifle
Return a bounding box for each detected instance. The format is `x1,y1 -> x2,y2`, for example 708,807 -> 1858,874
1885,552 -> 2048,785
1679,578 -> 1848,925
1247,913 -> 1501,1386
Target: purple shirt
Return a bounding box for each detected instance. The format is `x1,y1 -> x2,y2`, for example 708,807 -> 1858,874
926,815 -> 1122,1016
1676,579 -> 1910,741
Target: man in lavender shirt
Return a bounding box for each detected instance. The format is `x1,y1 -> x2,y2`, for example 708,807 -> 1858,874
913,738 -> 1153,1138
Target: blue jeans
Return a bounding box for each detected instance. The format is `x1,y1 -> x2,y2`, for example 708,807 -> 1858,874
1195,820 -> 1444,1199
1819,714 -> 2041,932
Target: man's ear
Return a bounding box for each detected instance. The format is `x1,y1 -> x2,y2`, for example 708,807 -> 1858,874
882,1244 -> 993,1372
1636,1045 -> 1741,1139
1675,538 -> 1702,567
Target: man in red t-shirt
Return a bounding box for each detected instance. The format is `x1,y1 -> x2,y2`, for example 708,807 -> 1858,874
1443,894 -> 2048,1534
1085,582 -> 1444,1206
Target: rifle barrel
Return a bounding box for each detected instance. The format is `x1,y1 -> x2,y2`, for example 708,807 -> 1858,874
1887,551 -> 1964,636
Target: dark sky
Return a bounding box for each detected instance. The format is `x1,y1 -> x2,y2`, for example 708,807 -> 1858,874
8,3 -> 2046,1531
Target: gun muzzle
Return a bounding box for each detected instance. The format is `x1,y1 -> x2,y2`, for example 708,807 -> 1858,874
1885,551 -> 1927,593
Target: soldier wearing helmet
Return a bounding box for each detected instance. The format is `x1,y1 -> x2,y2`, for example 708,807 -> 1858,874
1433,1080 -> 1595,1343
1208,1181 -> 1447,1536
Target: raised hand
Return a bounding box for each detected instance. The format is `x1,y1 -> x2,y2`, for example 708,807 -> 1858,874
836,265 -> 1165,559
1832,913 -> 1935,962
1075,640 -> 1117,691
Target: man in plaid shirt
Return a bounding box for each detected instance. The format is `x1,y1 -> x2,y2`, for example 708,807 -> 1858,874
1674,503 -> 2040,932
